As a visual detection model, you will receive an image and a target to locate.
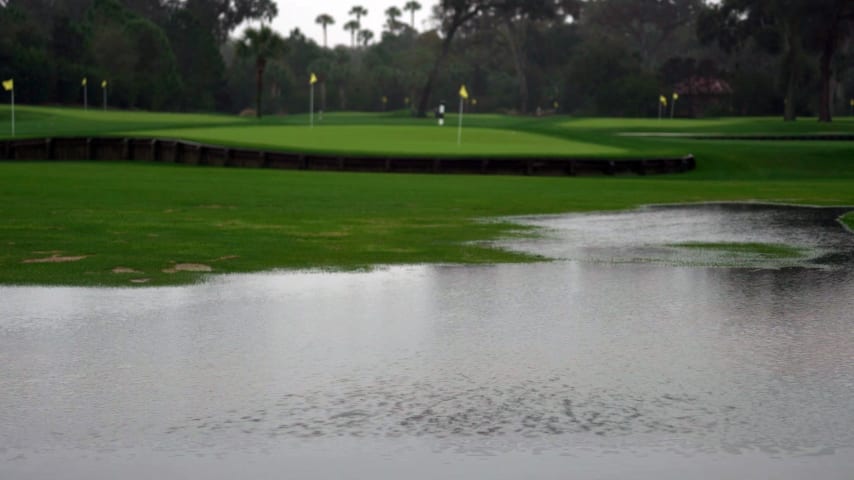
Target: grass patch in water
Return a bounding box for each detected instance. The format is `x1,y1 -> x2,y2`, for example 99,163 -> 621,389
669,242 -> 807,259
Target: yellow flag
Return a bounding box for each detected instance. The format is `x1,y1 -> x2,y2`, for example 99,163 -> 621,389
310,73 -> 318,85
660,95 -> 667,107
459,84 -> 469,100
672,92 -> 679,101
82,77 -> 88,87
2,79 -> 13,92
101,80 -> 107,88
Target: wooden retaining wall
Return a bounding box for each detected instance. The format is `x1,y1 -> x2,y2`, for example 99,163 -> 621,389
0,137 -> 696,177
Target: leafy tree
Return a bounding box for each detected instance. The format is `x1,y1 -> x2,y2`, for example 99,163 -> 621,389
416,0 -> 490,116
184,0 -> 278,42
359,29 -> 375,47
404,1 -> 422,30
125,17 -> 183,110
237,25 -> 286,117
699,0 -> 811,121
344,20 -> 360,47
581,0 -> 705,70
349,5 -> 368,29
487,0 -> 580,113
166,9 -> 226,111
803,0 -> 854,122
566,37 -> 658,116
385,6 -> 403,33
315,14 -> 335,48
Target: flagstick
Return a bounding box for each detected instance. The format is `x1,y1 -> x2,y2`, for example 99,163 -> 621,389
671,100 -> 675,119
10,89 -> 15,137
84,86 -> 87,111
103,87 -> 107,111
457,97 -> 464,146
310,83 -> 314,128
658,102 -> 662,121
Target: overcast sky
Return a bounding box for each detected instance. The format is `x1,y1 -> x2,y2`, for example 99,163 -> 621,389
264,1 -> 440,48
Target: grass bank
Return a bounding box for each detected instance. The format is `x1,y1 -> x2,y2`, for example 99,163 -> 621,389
1,107 -> 853,286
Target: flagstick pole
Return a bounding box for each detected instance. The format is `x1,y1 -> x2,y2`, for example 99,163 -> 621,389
310,84 -> 314,128
658,102 -> 662,121
11,89 -> 15,137
84,86 -> 87,111
457,97 -> 463,145
103,87 -> 107,111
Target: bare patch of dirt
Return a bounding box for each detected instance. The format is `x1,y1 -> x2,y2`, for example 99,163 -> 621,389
112,267 -> 143,274
130,278 -> 151,284
162,263 -> 213,274
23,255 -> 88,264
212,255 -> 240,262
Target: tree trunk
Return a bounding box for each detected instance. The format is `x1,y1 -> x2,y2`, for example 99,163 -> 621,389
415,6 -> 480,117
502,19 -> 528,114
818,16 -> 841,123
338,85 -> 347,110
416,33 -> 455,117
782,20 -> 800,122
256,63 -> 264,119
321,81 -> 327,112
819,46 -> 833,123
784,65 -> 796,122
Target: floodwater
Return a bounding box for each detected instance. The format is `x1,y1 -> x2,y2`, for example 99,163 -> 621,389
1,204 -> 854,479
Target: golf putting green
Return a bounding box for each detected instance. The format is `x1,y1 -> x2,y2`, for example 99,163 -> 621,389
129,125 -> 628,157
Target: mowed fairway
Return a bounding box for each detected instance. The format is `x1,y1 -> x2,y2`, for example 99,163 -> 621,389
131,125 -> 627,157
1,107 -> 854,286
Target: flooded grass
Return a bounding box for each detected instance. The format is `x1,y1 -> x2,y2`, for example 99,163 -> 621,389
497,204 -> 854,270
669,242 -> 808,259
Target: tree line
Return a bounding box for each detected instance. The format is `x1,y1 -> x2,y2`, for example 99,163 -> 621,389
1,0 -> 852,121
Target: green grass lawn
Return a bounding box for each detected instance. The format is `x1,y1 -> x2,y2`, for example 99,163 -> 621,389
1,106 -> 853,286
132,125 -> 628,157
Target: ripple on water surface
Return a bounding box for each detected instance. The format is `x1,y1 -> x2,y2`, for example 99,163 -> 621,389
1,204 -> 853,479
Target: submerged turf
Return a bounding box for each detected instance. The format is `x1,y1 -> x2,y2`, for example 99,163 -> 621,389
669,242 -> 808,259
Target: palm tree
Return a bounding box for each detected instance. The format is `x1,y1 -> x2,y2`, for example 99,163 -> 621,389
315,14 -> 335,48
236,25 -> 285,118
403,1 -> 421,30
385,6 -> 403,33
349,5 -> 368,28
358,29 -> 374,47
343,20 -> 360,48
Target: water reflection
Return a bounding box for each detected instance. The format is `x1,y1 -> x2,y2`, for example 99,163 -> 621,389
1,204 -> 853,479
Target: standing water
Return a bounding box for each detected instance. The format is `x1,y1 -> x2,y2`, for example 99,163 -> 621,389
1,204 -> 853,479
